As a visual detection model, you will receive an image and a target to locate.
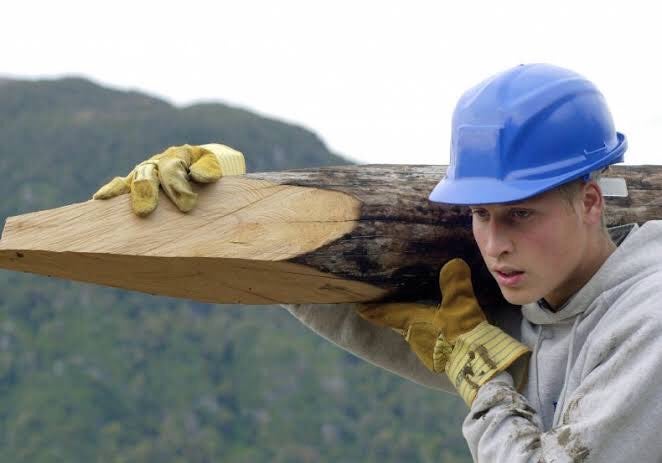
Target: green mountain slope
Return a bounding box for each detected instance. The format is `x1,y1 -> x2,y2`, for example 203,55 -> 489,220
0,77 -> 470,462
0,76 -> 345,221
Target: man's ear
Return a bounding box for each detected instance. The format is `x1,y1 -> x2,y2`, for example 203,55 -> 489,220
581,180 -> 604,225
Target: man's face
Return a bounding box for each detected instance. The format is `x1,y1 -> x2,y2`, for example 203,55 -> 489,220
470,188 -> 590,308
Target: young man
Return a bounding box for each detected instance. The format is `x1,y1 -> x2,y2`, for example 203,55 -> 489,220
287,64 -> 662,462
95,64 -> 662,461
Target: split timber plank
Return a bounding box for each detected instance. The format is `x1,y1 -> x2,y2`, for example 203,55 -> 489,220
0,164 -> 660,308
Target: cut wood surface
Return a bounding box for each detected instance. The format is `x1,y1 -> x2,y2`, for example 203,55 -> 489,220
0,165 -> 660,308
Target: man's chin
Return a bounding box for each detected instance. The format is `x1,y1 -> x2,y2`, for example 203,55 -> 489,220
499,287 -> 539,306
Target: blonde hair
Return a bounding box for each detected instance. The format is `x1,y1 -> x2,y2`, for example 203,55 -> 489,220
556,168 -> 610,231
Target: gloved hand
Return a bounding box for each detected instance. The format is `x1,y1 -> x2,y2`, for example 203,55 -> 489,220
357,258 -> 530,405
93,143 -> 246,216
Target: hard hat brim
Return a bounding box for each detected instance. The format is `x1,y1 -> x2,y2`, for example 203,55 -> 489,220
429,133 -> 627,206
428,176 -> 566,206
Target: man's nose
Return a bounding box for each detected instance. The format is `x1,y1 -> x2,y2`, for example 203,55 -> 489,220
484,220 -> 514,258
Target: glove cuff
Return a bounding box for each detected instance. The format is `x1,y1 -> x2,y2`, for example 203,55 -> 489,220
445,321 -> 530,406
200,144 -> 246,176
432,335 -> 453,372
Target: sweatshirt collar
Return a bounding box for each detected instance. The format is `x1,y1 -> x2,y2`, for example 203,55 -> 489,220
522,223 -> 639,325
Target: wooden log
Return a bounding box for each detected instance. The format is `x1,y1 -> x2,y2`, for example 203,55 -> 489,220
0,165 -> 660,308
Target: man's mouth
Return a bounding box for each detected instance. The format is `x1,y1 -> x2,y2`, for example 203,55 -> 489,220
494,269 -> 525,286
496,270 -> 523,276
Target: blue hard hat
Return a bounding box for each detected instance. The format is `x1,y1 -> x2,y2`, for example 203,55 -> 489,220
428,64 -> 627,205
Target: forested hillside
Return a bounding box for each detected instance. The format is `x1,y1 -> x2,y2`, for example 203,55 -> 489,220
0,77 -> 470,462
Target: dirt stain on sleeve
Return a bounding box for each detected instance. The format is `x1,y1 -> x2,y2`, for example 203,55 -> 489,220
556,428 -> 591,463
562,395 -> 582,425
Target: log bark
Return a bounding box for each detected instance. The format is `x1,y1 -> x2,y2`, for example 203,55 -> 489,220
0,165 -> 660,308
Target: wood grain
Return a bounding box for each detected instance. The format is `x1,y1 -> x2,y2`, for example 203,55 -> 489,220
0,164 -> 659,306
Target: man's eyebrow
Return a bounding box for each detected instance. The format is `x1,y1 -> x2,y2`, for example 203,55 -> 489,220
471,203 -> 528,208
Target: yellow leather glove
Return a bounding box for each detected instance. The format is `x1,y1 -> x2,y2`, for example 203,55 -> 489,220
93,143 -> 246,216
358,258 -> 530,406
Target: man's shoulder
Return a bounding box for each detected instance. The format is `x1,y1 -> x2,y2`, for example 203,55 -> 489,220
600,220 -> 662,323
597,269 -> 662,335
583,271 -> 662,371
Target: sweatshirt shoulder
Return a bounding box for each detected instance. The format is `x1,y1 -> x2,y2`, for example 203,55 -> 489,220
581,269 -> 662,375
596,266 -> 662,335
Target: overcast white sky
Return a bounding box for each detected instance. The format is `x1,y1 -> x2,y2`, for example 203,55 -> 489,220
3,0 -> 661,165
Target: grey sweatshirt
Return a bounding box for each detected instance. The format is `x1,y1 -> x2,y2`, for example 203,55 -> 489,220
284,221 -> 662,462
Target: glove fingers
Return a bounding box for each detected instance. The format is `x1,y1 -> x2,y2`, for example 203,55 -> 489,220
158,157 -> 198,212
92,176 -> 131,200
439,258 -> 474,296
130,162 -> 160,217
189,150 -> 222,183
439,259 -> 486,332
356,302 -> 435,330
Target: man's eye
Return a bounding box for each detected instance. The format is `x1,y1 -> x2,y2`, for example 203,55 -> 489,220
511,209 -> 532,219
471,209 -> 489,219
